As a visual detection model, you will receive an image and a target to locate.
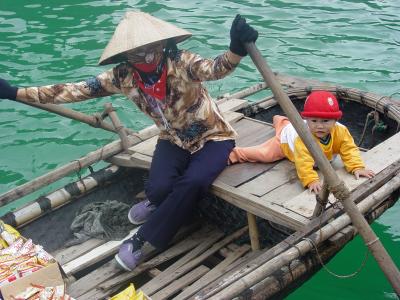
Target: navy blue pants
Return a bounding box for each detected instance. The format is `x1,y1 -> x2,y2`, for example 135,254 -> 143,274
138,139 -> 234,249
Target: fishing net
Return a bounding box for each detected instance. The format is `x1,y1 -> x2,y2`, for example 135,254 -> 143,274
67,200 -> 135,246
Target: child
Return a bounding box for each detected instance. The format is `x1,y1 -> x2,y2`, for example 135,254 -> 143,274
229,91 -> 375,193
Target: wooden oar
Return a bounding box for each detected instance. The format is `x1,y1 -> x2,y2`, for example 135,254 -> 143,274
245,42 -> 400,295
14,99 -> 134,135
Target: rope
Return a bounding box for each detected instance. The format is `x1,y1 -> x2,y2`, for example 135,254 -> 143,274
374,95 -> 388,111
303,237 -> 370,278
365,237 -> 380,246
88,165 -> 94,174
358,112 -> 374,147
92,113 -> 103,128
100,132 -> 118,161
306,199 -> 370,279
73,159 -> 87,193
329,181 -> 350,201
73,131 -> 118,191
327,197 -> 343,211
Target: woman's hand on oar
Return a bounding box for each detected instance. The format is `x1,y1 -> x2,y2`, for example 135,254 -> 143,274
0,78 -> 18,100
229,14 -> 259,57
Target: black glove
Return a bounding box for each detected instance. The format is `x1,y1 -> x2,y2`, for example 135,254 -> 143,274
0,78 -> 18,100
229,14 -> 258,57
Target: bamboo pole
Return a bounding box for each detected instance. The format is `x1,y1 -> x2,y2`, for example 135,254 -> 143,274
245,42 -> 400,295
0,165 -> 120,228
0,139 -> 127,207
208,173 -> 400,300
217,82 -> 267,103
103,103 -> 130,151
246,212 -> 260,251
14,99 -> 133,135
245,84 -> 400,124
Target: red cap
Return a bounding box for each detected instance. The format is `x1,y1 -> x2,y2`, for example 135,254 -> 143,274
301,91 -> 342,119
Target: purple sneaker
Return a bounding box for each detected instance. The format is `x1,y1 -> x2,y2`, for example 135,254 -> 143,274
115,240 -> 143,271
128,199 -> 156,225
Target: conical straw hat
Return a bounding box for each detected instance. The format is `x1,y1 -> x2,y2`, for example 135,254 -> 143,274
98,11 -> 192,65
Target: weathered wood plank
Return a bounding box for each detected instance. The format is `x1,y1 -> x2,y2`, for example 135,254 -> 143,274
108,152 -> 152,169
260,154 -> 345,208
151,265 -> 210,300
216,162 -> 276,188
147,268 -> 162,278
72,225 -> 205,298
69,260 -> 122,298
70,234 -> 203,298
211,180 -> 308,229
233,118 -> 275,147
76,289 -> 104,300
123,110 -> 244,159
216,118 -> 276,187
142,227 -> 248,297
61,227 -> 139,275
239,160 -> 296,197
260,177 -> 305,206
97,227 -> 219,292
128,135 -> 158,156
222,111 -> 244,124
139,230 -> 224,295
174,244 -> 251,300
52,238 -> 105,266
217,98 -> 248,113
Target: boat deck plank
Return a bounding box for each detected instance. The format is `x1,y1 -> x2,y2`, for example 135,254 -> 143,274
126,110 -> 245,158
238,160 -> 296,198
151,265 -> 211,300
216,118 -> 277,187
173,244 -> 251,300
67,227 -> 248,300
68,226 -> 212,299
52,238 -> 104,266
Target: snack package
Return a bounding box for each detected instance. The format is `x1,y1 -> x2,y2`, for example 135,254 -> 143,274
110,283 -> 136,300
0,221 -> 21,248
0,224 -> 57,290
11,284 -> 75,300
110,283 -> 149,300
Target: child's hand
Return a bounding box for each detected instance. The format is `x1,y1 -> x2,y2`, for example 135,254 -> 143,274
308,180 -> 322,193
354,168 -> 375,180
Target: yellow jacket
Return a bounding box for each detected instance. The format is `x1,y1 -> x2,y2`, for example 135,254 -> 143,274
280,122 -> 364,187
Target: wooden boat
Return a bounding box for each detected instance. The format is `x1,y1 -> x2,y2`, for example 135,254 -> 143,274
1,73 -> 399,299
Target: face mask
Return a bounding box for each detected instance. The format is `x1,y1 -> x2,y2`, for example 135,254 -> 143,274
133,62 -> 158,73
126,44 -> 164,65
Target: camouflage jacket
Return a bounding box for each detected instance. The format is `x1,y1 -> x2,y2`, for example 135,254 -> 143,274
20,50 -> 238,153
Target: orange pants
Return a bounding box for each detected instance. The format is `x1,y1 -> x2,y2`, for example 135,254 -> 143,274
229,115 -> 290,164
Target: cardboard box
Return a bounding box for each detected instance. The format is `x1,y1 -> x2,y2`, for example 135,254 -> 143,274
0,262 -> 64,300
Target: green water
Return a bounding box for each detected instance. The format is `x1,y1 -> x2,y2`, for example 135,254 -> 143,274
0,1 -> 399,298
